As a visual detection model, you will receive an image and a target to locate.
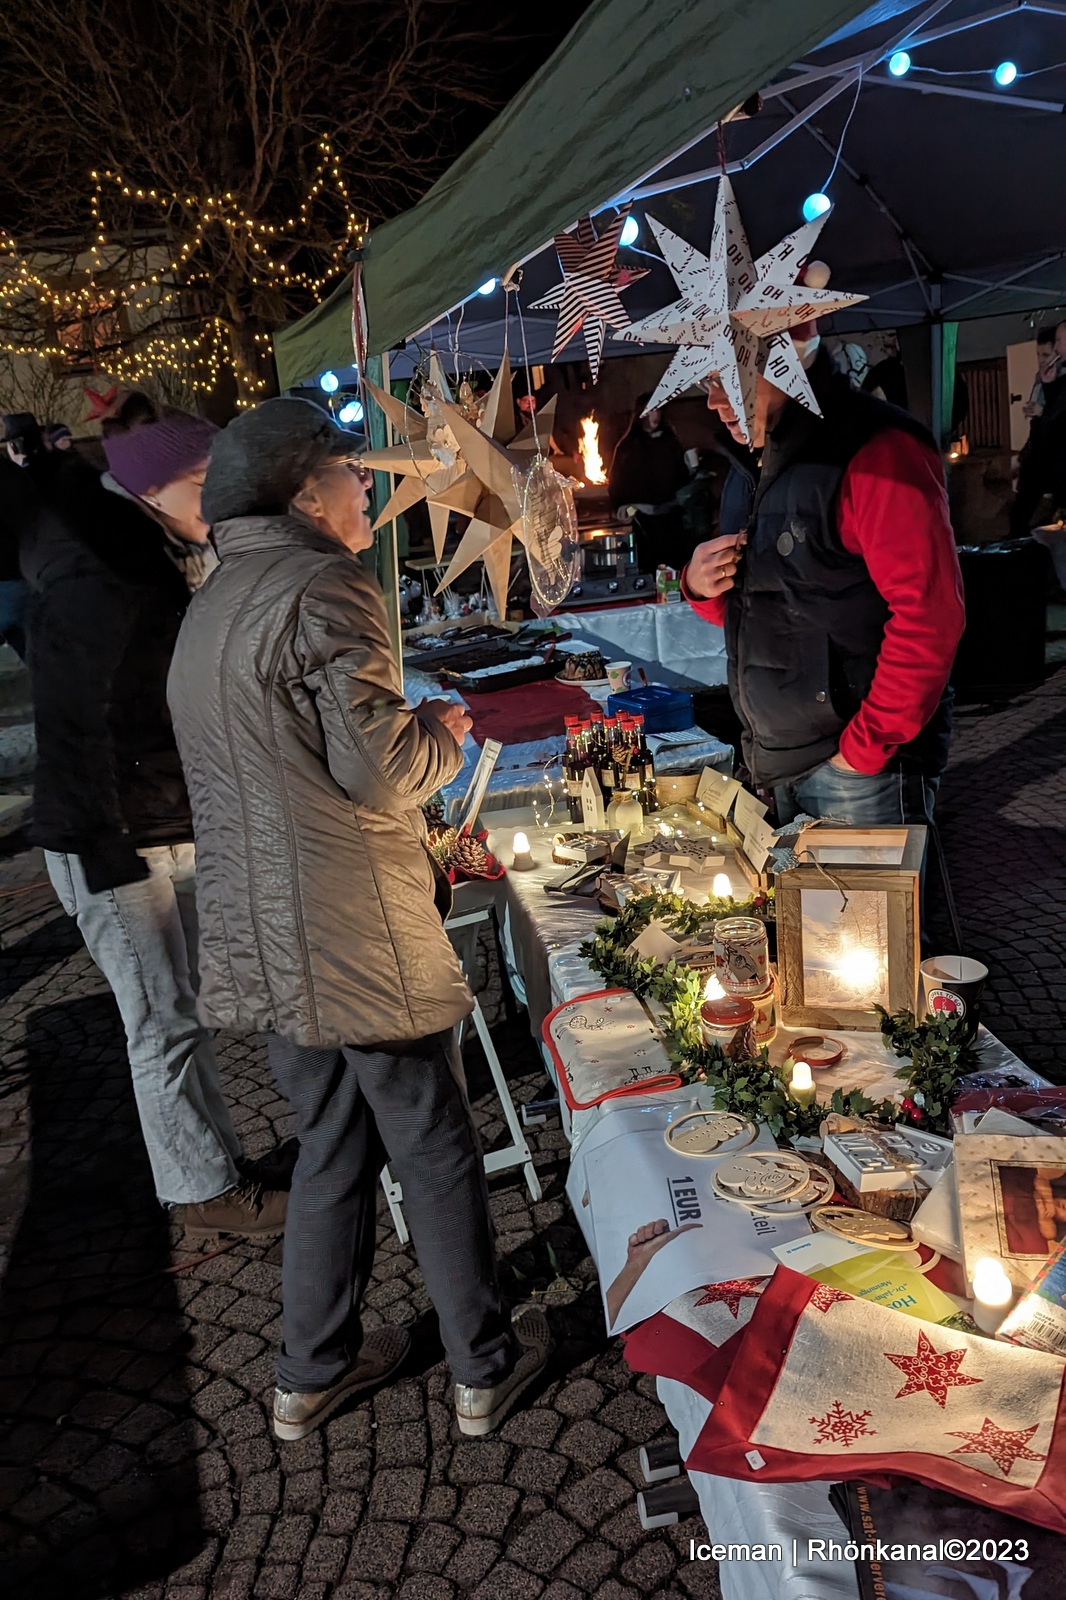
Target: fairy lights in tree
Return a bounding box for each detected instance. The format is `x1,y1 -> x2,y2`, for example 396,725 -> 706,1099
0,138 -> 366,405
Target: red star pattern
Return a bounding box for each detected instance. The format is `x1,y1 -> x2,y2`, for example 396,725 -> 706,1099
885,1329 -> 984,1409
948,1417 -> 1047,1477
694,1278 -> 767,1319
809,1399 -> 876,1449
808,1283 -> 853,1314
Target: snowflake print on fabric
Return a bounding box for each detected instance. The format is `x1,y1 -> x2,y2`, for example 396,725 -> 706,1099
809,1400 -> 876,1449
948,1418 -> 1047,1477
693,1279 -> 766,1319
885,1329 -> 984,1409
808,1283 -> 853,1314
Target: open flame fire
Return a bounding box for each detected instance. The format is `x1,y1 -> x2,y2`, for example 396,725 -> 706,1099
579,416 -> 607,485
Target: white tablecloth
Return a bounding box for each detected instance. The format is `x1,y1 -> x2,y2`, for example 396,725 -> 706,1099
550,603 -> 728,687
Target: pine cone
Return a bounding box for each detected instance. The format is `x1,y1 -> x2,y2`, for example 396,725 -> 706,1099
428,826 -> 459,870
422,796 -> 446,829
451,831 -> 492,878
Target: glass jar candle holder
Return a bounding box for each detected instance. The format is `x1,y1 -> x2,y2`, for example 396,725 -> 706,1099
713,915 -> 770,997
700,976 -> 757,1060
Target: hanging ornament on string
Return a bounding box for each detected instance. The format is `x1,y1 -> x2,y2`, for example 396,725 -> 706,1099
530,204 -> 648,383
618,177 -> 866,444
513,455 -> 580,616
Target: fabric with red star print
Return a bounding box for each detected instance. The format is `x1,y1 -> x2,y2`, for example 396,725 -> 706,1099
622,1278 -> 770,1403
686,1266 -> 1066,1533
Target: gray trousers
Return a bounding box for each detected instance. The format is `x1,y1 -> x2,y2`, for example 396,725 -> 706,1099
45,845 -> 242,1205
266,1030 -> 515,1393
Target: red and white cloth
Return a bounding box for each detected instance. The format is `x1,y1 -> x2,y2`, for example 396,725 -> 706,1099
653,1266 -> 1066,1533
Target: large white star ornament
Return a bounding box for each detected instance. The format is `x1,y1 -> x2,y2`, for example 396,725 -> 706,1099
531,206 -> 647,384
619,177 -> 866,444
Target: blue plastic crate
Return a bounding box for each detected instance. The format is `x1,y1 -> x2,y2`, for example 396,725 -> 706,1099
606,685 -> 694,733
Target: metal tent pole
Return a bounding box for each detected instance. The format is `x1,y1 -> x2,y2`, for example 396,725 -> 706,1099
364,350 -> 403,681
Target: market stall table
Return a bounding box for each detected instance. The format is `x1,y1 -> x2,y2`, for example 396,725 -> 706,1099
549,603 -> 727,687
482,821 -> 1048,1600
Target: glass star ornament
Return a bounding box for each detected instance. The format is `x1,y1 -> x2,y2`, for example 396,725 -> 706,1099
531,205 -> 648,384
619,177 -> 866,444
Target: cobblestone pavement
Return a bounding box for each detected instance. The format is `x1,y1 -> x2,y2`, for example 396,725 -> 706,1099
1,667 -> 1064,1600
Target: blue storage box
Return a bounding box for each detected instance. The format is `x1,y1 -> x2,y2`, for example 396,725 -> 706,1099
606,685 -> 694,733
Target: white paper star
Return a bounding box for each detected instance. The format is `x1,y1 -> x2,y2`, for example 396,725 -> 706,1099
619,178 -> 866,443
530,206 -> 647,383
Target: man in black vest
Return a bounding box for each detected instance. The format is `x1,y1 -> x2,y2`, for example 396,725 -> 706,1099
684,348 -> 965,828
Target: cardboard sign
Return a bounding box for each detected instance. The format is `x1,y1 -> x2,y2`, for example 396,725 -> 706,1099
732,786 -> 767,842
456,737 -> 503,832
744,814 -> 778,874
581,768 -> 606,831
696,767 -> 741,820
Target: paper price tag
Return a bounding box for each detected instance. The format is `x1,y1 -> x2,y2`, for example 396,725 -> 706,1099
696,767 -> 741,818
732,786 -> 768,842
744,814 -> 777,874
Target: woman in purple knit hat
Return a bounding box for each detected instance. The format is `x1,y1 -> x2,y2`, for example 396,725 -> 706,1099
22,395 -> 287,1240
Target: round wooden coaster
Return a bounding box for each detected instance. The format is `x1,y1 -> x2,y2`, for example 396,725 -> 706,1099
811,1205 -> 914,1246
663,1111 -> 757,1157
712,1150 -> 812,1204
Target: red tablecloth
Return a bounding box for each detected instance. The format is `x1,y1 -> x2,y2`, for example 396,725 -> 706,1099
465,679 -> 599,745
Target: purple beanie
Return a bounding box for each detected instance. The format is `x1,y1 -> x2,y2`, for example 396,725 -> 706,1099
104,413 -> 219,497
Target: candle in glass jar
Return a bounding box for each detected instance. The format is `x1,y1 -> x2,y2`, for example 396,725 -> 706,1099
713,915 -> 769,996
789,1060 -> 816,1109
700,974 -> 756,1060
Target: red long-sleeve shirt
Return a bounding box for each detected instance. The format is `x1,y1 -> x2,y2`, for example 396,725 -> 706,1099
683,429 -> 966,775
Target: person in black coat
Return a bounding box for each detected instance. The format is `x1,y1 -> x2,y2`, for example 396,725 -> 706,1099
23,405 -> 286,1239
607,394 -> 690,572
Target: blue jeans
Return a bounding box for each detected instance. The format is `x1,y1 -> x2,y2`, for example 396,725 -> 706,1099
0,578 -> 27,661
775,761 -> 938,828
45,844 -> 242,1205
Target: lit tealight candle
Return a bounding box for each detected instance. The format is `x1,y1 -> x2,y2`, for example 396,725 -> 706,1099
789,1060 -> 816,1109
511,830 -> 536,871
971,1256 -> 1014,1334
712,872 -> 733,901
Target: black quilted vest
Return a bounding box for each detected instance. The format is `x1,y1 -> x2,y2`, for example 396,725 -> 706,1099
719,367 -> 953,786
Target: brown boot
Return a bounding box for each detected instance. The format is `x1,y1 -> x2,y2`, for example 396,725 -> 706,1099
181,1181 -> 288,1241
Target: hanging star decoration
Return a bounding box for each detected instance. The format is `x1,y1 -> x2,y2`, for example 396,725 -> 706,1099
427,349 -> 559,618
618,177 -> 866,444
360,352 -> 485,561
948,1416 -> 1046,1478
530,205 -> 647,384
885,1329 -> 984,1409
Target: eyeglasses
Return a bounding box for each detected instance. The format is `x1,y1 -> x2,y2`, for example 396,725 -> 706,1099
326,457 -> 373,487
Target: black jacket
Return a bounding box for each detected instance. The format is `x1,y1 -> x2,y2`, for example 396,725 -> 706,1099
22,458 -> 193,890
719,360 -> 953,787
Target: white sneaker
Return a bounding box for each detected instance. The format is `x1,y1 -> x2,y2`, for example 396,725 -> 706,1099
273,1327 -> 410,1441
454,1307 -> 552,1437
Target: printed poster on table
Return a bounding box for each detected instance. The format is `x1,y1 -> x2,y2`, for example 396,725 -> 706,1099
565,1103 -> 810,1334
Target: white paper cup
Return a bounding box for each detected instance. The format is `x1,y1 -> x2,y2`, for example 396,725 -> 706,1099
606,661 -> 632,692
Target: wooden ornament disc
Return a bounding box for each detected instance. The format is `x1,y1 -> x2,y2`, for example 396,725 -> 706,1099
811,1205 -> 913,1245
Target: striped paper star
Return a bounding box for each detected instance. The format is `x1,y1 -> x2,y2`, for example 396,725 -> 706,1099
531,206 -> 647,384
619,177 -> 866,444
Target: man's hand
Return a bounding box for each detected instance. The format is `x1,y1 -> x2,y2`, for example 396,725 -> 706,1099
416,697 -> 472,745
829,751 -> 860,773
686,534 -> 744,600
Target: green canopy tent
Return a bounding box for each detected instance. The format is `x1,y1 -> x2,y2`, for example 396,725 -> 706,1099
273,0 -> 872,388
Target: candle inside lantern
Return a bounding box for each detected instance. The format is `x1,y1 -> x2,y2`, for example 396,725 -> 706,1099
971,1255 -> 1014,1333
789,1060 -> 816,1109
712,872 -> 733,901
511,831 -> 536,871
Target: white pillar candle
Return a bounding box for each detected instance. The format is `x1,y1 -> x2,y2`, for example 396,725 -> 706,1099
712,872 -> 733,901
971,1256 -> 1014,1334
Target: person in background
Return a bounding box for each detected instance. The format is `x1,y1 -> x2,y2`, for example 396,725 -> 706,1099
42,422 -> 73,451
1010,324 -> 1066,538
0,415 -> 42,659
608,394 -> 689,572
102,393 -> 218,591
684,335 -> 965,829
168,398 -> 550,1443
676,446 -> 725,555
23,405 -> 287,1240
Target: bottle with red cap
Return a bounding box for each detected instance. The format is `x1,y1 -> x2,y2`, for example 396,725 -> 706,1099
632,714 -> 659,812
563,716 -> 584,822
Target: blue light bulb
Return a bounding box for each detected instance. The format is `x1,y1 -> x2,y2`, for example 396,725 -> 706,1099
888,50 -> 911,77
620,215 -> 640,248
319,370 -> 340,394
477,278 -> 497,295
338,399 -> 364,426
994,60 -> 1018,87
802,192 -> 832,223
